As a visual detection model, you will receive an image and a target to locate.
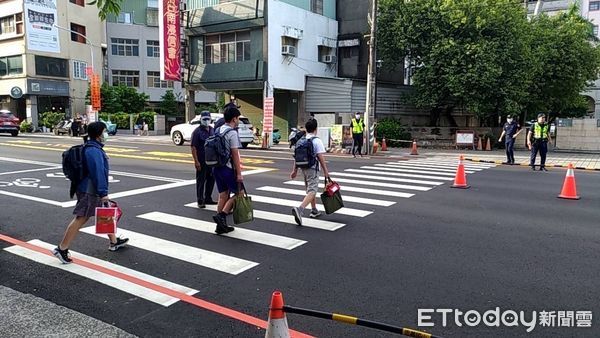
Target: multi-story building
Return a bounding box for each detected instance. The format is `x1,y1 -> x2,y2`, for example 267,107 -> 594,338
106,0 -> 215,112
185,0 -> 338,139
0,0 -> 106,126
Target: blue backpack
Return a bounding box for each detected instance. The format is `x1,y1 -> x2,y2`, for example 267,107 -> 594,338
294,136 -> 318,169
204,128 -> 235,167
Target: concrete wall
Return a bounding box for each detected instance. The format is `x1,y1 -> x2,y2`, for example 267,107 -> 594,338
556,118 -> 600,151
267,0 -> 338,92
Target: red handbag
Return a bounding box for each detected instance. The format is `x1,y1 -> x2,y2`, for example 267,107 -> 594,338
95,201 -> 122,234
325,177 -> 340,197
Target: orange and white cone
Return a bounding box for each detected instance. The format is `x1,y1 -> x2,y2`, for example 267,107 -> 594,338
381,138 -> 388,151
410,140 -> 419,155
451,155 -> 470,189
558,163 -> 580,200
265,291 -> 290,338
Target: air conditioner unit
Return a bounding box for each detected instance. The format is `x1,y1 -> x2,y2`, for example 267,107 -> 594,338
322,55 -> 337,64
281,45 -> 296,56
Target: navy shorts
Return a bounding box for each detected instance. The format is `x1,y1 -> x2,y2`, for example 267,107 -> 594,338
213,167 -> 239,193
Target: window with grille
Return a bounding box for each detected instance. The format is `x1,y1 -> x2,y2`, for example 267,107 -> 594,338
0,13 -> 22,36
112,70 -> 140,87
147,71 -> 174,88
117,12 -> 132,24
204,31 -> 251,64
311,0 -> 323,15
70,23 -> 86,43
590,1 -> 600,11
35,56 -> 68,77
147,40 -> 160,57
111,38 -> 140,56
147,8 -> 159,26
73,60 -> 88,80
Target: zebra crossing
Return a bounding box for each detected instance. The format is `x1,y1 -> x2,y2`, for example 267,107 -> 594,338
3,157 -> 495,305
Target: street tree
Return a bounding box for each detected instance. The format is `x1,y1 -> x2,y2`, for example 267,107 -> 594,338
159,90 -> 179,116
88,0 -> 124,21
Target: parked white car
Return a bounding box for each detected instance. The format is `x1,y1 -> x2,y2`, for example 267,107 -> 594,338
170,113 -> 254,148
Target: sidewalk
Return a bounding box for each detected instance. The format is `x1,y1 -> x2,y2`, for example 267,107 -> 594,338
383,148 -> 600,170
0,285 -> 135,337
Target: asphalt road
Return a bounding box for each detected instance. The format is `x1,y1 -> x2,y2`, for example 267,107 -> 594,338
0,133 -> 598,338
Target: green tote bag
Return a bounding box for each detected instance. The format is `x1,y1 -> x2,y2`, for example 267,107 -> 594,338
233,184 -> 254,225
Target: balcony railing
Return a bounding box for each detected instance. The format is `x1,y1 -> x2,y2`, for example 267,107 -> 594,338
186,0 -> 264,28
188,60 -> 265,84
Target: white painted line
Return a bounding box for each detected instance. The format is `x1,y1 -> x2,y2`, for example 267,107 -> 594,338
4,240 -> 198,307
241,168 -> 276,176
0,166 -> 62,176
391,161 -> 489,170
405,160 -> 494,168
359,166 -> 457,176
80,227 -> 258,275
188,203 -> 346,231
374,163 -> 477,173
108,171 -> 186,183
0,156 -> 58,167
248,194 -> 372,217
328,172 -> 447,185
256,186 -> 396,207
137,212 -> 306,250
283,181 -> 415,198
315,177 -> 432,192
0,190 -> 64,207
61,180 -> 198,207
342,169 -> 454,181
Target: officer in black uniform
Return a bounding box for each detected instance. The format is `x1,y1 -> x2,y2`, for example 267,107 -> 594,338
498,114 -> 522,164
527,113 -> 552,171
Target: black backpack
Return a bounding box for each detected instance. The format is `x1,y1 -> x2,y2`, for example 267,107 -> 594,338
289,130 -> 306,148
62,144 -> 88,198
205,128 -> 235,167
294,136 -> 318,169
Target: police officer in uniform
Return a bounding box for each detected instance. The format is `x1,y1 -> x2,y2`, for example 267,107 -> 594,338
498,114 -> 522,164
527,113 -> 552,171
350,112 -> 365,157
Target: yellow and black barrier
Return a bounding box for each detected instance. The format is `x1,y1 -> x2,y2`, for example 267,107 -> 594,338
282,305 -> 443,338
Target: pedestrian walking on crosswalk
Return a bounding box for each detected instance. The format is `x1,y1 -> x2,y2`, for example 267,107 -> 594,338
53,122 -> 129,264
208,106 -> 245,234
290,118 -> 330,226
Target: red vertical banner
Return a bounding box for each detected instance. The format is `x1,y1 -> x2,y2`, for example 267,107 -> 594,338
263,97 -> 274,133
91,74 -> 101,111
159,0 -> 181,81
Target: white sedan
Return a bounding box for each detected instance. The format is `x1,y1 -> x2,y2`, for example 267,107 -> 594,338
170,113 -> 254,147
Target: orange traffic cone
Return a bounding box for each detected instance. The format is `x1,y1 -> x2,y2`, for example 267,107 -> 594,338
410,140 -> 418,155
381,137 -> 388,151
558,163 -> 580,200
265,291 -> 290,338
477,137 -> 482,151
485,137 -> 492,151
451,155 -> 470,189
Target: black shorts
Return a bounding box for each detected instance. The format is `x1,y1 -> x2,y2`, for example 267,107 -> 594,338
73,192 -> 103,218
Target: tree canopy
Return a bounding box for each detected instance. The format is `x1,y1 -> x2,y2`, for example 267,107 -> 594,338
88,0 -> 124,21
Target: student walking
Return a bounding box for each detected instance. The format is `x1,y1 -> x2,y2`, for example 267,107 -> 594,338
211,107 -> 244,234
290,118 -> 330,226
53,122 -> 128,264
191,111 -> 216,208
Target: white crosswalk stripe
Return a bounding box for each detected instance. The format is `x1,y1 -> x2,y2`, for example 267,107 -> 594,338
305,177 -> 433,191
247,194 -> 372,217
373,163 -> 477,173
137,212 -> 307,250
342,169 -> 455,181
256,186 -> 396,206
4,240 -> 198,306
283,180 -> 415,198
385,161 -> 483,171
186,203 -> 346,231
404,160 -> 494,168
80,227 -> 259,275
361,165 -> 458,176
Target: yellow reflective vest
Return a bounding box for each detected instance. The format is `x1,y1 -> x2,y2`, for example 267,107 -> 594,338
351,118 -> 364,134
533,122 -> 549,140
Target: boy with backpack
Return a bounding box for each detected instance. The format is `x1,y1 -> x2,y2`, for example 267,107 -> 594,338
290,118 -> 330,226
206,106 -> 244,234
53,122 -> 129,264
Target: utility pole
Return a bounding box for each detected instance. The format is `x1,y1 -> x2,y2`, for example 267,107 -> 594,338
365,0 -> 378,155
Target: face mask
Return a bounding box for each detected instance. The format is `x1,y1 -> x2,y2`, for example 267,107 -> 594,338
200,118 -> 210,127
100,131 -> 108,143
355,115 -> 361,119
507,118 -> 513,123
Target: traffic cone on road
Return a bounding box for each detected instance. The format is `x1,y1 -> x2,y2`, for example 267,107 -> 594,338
477,137 -> 482,151
558,163 -> 580,200
265,291 -> 291,338
485,137 -> 492,151
410,140 -> 419,155
451,155 -> 470,189
381,137 -> 388,151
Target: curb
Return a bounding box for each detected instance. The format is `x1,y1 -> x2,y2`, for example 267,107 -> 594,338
464,158 -> 600,172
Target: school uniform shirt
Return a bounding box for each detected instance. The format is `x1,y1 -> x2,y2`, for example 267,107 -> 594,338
306,133 -> 326,169
216,125 -> 242,169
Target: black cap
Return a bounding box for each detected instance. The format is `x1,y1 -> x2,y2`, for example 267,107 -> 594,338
506,114 -> 513,118
537,113 -> 546,118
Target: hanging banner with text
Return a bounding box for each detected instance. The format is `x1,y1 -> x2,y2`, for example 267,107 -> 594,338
159,0 -> 181,81
25,0 -> 60,53
263,97 -> 274,133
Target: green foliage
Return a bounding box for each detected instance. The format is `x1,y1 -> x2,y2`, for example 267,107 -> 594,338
159,90 -> 180,116
140,111 -> 156,130
19,121 -> 33,133
88,0 -> 124,21
378,0 -> 600,124
375,118 -> 412,147
100,84 -> 149,115
38,111 -> 65,129
99,112 -> 130,129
